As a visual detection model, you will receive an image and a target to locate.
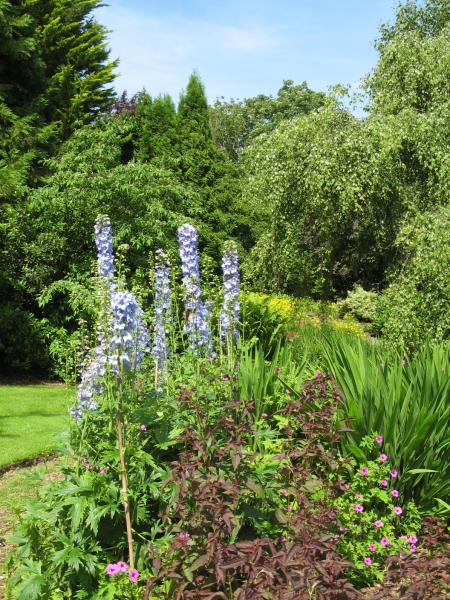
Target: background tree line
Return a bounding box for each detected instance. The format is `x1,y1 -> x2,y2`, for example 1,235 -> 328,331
1,0 -> 450,375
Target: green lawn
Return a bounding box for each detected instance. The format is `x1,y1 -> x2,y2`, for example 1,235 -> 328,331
0,385 -> 75,466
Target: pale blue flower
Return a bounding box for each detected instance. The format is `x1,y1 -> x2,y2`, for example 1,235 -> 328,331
177,224 -> 213,355
220,241 -> 240,343
152,250 -> 171,372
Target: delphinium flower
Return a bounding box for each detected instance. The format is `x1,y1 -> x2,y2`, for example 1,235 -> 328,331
94,215 -> 116,284
197,299 -> 215,357
109,291 -> 150,370
70,350 -> 105,419
177,223 -> 213,355
71,216 -> 115,419
220,241 -> 240,343
151,249 -> 172,378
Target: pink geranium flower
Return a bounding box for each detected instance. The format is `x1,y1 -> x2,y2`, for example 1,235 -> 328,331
281,490 -> 288,497
380,537 -> 390,547
140,425 -> 147,431
409,535 -> 418,544
381,479 -> 388,487
364,557 -> 372,566
374,520 -> 383,527
369,543 -> 376,552
128,568 -> 139,582
379,454 -> 388,462
354,504 -> 364,512
410,544 -> 417,553
360,467 -> 369,476
275,367 -> 281,373
390,469 -> 398,478
376,435 -> 383,444
394,506 -> 403,515
261,413 -> 268,417
117,561 -> 128,572
392,490 -> 399,497
285,389 -> 291,394
106,564 -> 120,575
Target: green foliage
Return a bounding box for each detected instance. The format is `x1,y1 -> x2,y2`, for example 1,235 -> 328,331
210,79 -> 325,162
135,93 -> 179,165
0,0 -> 118,204
242,99 -> 405,297
374,206 -> 450,352
0,271 -> 49,372
240,293 -> 289,355
369,0 -> 450,114
178,72 -> 216,188
333,436 -> 422,587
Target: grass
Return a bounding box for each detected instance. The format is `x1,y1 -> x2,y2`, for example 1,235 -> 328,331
0,385 -> 75,467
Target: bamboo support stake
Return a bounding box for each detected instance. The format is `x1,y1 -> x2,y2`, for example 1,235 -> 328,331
116,352 -> 135,568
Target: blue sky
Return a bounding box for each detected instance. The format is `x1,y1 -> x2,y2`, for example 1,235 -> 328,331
97,0 -> 398,107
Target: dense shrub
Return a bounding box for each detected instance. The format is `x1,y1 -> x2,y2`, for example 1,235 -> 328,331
337,286 -> 379,322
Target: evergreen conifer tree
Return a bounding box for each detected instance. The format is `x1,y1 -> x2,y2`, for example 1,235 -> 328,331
0,0 -> 118,203
28,0 -> 118,140
136,93 -> 179,164
177,71 -> 217,190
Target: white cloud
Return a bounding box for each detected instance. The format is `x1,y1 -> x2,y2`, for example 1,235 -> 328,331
100,6 -> 283,100
96,0 -> 394,104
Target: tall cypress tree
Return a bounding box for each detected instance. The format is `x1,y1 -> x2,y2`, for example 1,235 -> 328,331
177,71 -> 217,190
136,93 -> 179,164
